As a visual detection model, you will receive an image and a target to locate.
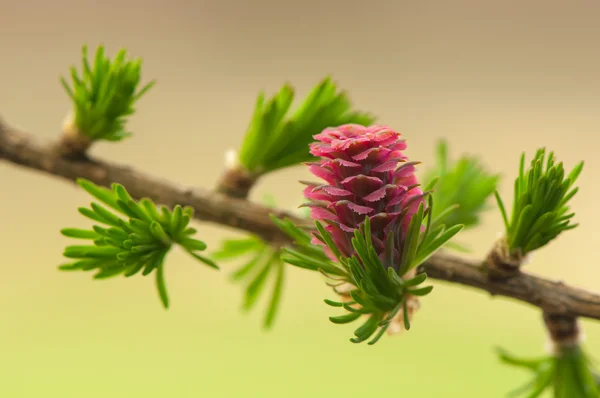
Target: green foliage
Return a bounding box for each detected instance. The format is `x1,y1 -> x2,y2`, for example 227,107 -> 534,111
494,148 -> 583,256
210,196 -> 299,329
272,196 -> 463,345
60,179 -> 218,308
498,347 -> 599,397
211,235 -> 285,329
60,45 -> 155,142
237,77 -> 375,174
423,140 -> 500,230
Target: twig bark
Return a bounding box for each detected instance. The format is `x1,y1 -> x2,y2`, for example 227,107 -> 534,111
2,119 -> 600,321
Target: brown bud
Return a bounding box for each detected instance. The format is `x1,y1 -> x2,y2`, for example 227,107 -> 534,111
216,166 -> 258,199
56,114 -> 92,158
543,312 -> 581,353
486,236 -> 527,280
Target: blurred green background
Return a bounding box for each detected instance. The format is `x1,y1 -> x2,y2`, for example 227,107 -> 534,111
1,0 -> 599,397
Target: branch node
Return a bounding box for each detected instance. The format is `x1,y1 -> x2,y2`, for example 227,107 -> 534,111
486,236 -> 527,280
55,113 -> 92,159
543,312 -> 582,355
216,151 -> 259,199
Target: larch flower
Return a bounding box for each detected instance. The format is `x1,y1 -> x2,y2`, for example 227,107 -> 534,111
273,123 -> 461,344
304,124 -> 425,266
303,124 -> 427,334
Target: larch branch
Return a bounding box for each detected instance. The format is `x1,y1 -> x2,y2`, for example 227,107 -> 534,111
2,119 -> 600,321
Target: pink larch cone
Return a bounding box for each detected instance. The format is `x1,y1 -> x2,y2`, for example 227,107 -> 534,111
303,124 -> 426,334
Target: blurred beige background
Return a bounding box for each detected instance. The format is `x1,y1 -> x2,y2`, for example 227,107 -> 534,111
1,0 -> 599,397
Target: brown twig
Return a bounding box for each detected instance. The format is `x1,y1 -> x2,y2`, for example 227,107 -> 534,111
2,119 -> 600,321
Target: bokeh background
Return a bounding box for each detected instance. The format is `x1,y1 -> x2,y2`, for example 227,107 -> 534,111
1,0 -> 599,397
